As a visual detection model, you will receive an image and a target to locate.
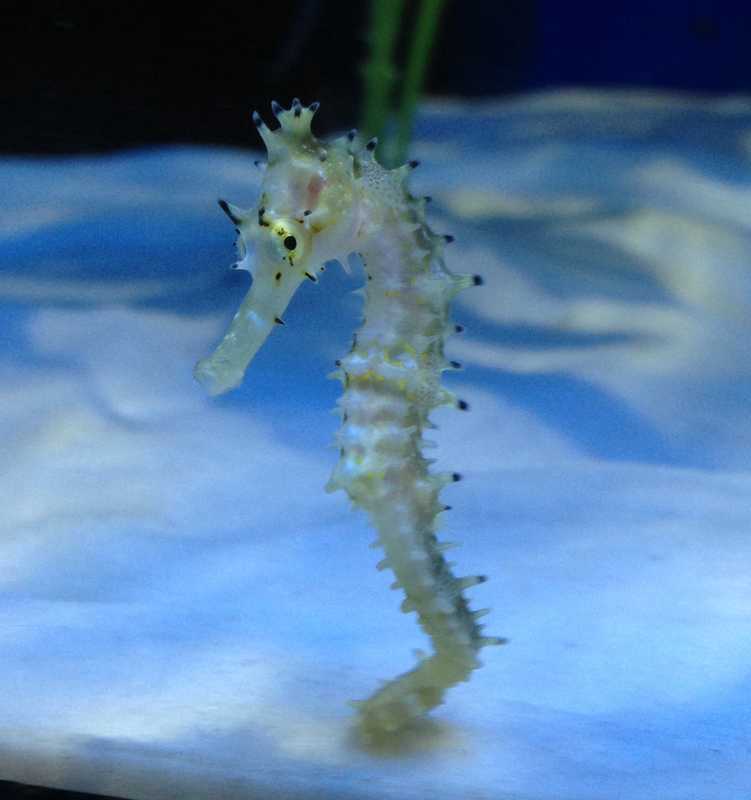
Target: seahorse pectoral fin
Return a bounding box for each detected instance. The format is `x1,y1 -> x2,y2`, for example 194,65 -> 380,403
194,261 -> 304,396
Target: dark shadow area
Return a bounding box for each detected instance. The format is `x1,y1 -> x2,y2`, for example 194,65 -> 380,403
0,780 -> 132,800
0,1 -> 366,153
3,1 -> 748,154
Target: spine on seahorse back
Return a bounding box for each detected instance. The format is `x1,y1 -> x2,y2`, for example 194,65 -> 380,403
194,100 -> 505,737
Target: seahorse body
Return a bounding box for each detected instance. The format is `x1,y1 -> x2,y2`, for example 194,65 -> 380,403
195,99 -> 505,737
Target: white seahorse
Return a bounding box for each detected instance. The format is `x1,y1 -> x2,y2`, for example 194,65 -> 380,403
195,99 -> 506,737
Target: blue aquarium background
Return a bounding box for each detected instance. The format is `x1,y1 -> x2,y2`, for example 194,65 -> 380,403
1,4 -> 750,799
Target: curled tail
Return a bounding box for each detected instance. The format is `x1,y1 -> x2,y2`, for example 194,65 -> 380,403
360,494 -> 506,736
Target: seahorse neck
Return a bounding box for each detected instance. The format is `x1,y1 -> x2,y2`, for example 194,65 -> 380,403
355,212 -> 444,360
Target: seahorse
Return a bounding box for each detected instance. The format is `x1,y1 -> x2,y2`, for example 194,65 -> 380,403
194,99 -> 506,737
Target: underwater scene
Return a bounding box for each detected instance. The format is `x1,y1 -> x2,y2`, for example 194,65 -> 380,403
5,4 -> 751,799
1,90 -> 750,798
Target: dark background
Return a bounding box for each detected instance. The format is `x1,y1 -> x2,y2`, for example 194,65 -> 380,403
1,1 -> 749,151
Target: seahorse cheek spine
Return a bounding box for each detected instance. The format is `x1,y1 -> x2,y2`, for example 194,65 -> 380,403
195,99 -> 506,738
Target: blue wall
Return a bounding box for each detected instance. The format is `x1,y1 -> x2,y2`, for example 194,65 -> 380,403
530,0 -> 751,91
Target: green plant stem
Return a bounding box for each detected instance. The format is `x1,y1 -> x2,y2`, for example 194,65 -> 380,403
361,0 -> 405,141
393,0 -> 446,164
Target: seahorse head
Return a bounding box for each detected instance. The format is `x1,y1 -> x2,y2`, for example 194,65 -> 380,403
246,99 -> 363,271
194,99 -> 361,395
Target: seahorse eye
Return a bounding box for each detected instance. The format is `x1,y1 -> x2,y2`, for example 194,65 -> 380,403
283,235 -> 297,251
